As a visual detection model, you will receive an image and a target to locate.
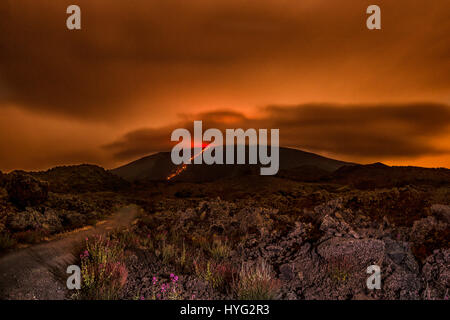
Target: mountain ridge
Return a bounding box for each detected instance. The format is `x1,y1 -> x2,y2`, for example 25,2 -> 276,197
110,146 -> 353,182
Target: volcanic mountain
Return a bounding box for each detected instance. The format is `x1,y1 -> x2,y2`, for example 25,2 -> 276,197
110,147 -> 353,183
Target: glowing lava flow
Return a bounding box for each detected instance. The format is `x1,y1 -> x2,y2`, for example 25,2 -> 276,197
166,144 -> 212,181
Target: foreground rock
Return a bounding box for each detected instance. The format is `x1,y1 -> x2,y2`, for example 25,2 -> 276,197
226,198 -> 448,300
422,249 -> 450,299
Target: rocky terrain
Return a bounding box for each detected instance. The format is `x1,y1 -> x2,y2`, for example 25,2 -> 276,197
45,169 -> 442,301
1,149 -> 449,300
0,166 -> 128,251
114,184 -> 449,300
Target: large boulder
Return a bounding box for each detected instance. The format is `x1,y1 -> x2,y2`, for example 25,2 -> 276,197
262,230 -> 424,300
6,171 -> 49,208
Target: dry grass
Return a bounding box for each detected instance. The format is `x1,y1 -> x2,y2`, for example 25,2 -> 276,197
234,260 -> 280,300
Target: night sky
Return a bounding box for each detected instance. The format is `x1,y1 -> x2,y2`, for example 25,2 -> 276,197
0,0 -> 449,171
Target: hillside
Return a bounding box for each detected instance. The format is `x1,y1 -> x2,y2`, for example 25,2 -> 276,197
28,164 -> 129,193
328,163 -> 450,189
111,147 -> 352,182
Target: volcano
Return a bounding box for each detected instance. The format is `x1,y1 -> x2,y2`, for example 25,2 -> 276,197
110,147 -> 353,183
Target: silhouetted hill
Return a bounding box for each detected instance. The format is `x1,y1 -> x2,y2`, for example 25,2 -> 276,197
277,165 -> 331,182
328,163 -> 450,189
111,147 -> 352,182
26,164 -> 129,193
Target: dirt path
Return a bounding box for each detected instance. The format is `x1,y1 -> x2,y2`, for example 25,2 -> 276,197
0,205 -> 139,300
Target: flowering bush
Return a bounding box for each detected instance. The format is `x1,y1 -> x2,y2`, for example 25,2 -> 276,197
79,235 -> 128,300
140,233 -> 154,249
146,274 -> 182,300
0,232 -> 16,251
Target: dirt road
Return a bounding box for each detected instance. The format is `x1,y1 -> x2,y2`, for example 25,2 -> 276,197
0,205 -> 139,300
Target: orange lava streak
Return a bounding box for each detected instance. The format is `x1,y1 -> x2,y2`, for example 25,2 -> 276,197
166,144 -> 212,181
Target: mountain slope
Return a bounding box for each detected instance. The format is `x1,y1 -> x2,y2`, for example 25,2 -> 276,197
110,152 -> 177,182
110,147 -> 353,182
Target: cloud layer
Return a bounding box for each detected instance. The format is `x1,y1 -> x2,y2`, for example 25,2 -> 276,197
105,103 -> 450,162
1,1 -> 449,122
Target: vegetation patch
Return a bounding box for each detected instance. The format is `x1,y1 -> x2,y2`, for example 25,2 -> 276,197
77,235 -> 128,300
234,260 -> 280,300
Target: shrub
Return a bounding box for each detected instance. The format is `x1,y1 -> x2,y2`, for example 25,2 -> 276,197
0,232 -> 17,251
111,230 -> 153,250
14,229 -> 48,244
161,243 -> 177,264
208,238 -> 231,261
191,235 -> 210,251
84,235 -> 125,264
140,233 -> 154,250
177,242 -> 188,271
79,235 -> 128,300
194,259 -> 234,291
6,172 -> 49,208
155,230 -> 168,242
234,260 -> 280,300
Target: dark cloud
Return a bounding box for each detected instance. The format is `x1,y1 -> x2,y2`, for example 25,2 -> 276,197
104,103 -> 450,162
0,1 -> 449,121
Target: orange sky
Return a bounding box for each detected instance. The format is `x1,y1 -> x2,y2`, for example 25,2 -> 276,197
0,0 -> 449,171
